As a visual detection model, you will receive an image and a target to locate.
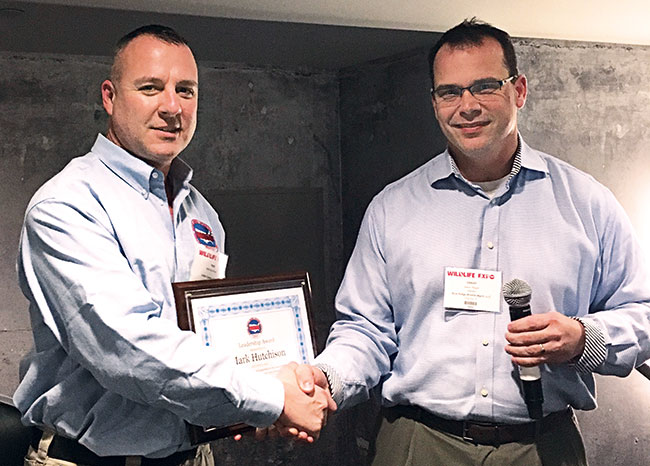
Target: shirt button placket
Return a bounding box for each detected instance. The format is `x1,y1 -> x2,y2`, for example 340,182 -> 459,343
475,202 -> 499,415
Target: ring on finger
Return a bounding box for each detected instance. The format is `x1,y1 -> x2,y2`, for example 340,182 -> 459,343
539,343 -> 546,354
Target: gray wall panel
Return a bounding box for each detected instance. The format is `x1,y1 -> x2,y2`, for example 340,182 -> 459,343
0,53 -> 343,398
2,26 -> 650,465
339,37 -> 650,466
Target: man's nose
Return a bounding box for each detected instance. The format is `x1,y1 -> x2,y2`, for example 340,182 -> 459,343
458,88 -> 481,116
159,89 -> 182,116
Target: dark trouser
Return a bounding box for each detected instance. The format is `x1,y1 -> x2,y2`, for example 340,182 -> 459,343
25,429 -> 214,466
369,407 -> 587,466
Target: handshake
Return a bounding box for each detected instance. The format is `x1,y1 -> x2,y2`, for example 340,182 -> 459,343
274,362 -> 337,441
239,362 -> 337,443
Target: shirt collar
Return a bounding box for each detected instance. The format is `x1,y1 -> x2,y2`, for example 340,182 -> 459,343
427,134 -> 548,186
517,137 -> 548,175
91,134 -> 193,199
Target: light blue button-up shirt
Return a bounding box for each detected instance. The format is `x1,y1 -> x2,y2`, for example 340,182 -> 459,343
14,135 -> 284,457
316,138 -> 650,423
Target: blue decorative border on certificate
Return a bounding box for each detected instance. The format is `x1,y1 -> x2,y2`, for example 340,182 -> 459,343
194,294 -> 309,363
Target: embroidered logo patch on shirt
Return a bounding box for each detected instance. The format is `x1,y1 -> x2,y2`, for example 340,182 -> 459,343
192,219 -> 217,249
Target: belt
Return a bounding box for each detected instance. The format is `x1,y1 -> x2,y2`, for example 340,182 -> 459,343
31,429 -> 197,466
384,405 -> 571,446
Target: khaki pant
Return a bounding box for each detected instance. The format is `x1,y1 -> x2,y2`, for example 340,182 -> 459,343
370,410 -> 588,466
24,430 -> 215,466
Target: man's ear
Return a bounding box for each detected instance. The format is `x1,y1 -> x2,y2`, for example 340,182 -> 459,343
514,74 -> 528,109
101,80 -> 116,116
431,93 -> 440,120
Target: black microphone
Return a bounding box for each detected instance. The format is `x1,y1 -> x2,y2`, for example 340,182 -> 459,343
503,278 -> 544,420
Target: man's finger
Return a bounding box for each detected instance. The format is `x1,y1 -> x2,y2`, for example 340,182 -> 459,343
295,364 -> 316,394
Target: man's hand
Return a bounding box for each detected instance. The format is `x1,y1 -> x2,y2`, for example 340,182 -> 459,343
505,311 -> 585,366
273,362 -> 335,442
293,364 -> 331,397
234,363 -> 337,443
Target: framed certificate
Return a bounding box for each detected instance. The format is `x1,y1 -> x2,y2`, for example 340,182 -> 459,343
172,271 -> 317,444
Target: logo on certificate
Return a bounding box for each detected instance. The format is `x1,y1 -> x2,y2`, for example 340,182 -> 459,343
247,318 -> 262,335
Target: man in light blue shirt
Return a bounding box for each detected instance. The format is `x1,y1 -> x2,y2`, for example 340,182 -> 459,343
15,25 -> 332,466
297,18 -> 650,466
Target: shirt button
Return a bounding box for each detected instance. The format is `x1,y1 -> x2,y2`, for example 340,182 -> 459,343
152,172 -> 159,179
481,388 -> 489,397
487,241 -> 494,249
482,340 -> 489,346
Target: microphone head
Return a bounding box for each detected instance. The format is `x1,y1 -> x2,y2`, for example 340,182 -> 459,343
503,278 -> 532,306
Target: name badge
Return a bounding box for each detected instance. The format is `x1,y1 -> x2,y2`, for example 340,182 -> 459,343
189,219 -> 228,280
190,248 -> 228,280
443,267 -> 502,313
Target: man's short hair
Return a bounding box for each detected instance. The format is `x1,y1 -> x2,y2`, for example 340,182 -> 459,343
427,18 -> 519,88
110,24 -> 190,82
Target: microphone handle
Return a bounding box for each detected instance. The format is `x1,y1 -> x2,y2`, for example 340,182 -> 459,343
521,378 -> 544,419
520,366 -> 541,380
509,303 -> 544,419
509,303 -> 532,321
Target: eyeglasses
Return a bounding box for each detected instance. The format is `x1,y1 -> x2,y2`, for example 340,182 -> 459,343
431,75 -> 517,105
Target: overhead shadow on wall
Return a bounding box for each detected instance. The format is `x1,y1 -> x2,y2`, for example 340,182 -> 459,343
204,188 -> 330,350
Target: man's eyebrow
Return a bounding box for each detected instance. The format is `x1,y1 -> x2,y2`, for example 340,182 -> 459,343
435,77 -> 501,88
133,77 -> 164,86
471,77 -> 501,83
176,79 -> 198,88
434,83 -> 458,89
131,77 -> 198,88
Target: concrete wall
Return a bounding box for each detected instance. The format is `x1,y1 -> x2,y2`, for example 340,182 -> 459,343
517,39 -> 650,465
3,33 -> 650,466
338,48 -> 445,258
0,53 -> 343,394
0,53 -> 110,398
0,50 -> 359,465
338,39 -> 650,465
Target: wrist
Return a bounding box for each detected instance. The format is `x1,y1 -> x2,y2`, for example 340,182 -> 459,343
314,363 -> 343,406
570,317 -> 587,362
569,316 -> 607,373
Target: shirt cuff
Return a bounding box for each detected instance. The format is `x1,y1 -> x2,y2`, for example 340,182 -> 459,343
314,363 -> 344,407
570,316 -> 607,373
235,370 -> 285,428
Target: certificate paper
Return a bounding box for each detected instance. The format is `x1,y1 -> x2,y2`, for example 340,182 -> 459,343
190,287 -> 314,373
172,272 -> 317,444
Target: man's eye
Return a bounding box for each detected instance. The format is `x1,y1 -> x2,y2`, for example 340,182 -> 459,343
437,88 -> 461,99
178,87 -> 196,97
139,85 -> 159,93
472,82 -> 500,94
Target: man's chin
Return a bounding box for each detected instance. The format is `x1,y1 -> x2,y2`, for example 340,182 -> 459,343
133,146 -> 184,169
452,139 -> 491,158
148,143 -> 186,159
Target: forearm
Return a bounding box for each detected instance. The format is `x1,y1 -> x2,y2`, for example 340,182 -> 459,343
20,202 -> 284,428
583,305 -> 650,376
